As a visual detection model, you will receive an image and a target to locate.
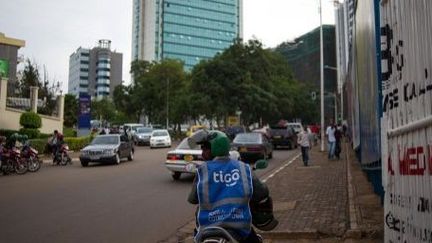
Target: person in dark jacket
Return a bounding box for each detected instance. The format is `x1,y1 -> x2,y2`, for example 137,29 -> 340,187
334,124 -> 342,159
187,130 -> 277,243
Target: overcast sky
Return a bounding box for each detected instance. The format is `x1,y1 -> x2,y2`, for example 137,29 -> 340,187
0,0 -> 337,91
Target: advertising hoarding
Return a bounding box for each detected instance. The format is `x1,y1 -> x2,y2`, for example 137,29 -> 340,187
381,1 -> 432,242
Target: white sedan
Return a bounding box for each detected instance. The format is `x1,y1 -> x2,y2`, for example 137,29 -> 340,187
165,138 -> 241,180
150,129 -> 171,148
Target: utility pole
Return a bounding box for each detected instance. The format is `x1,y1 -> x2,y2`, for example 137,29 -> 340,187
320,0 -> 325,152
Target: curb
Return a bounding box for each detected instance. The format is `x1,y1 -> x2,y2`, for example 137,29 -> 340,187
259,230 -> 320,239
41,157 -> 80,164
344,142 -> 362,239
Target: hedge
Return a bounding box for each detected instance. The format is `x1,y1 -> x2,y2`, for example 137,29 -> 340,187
29,136 -> 93,154
63,127 -> 77,137
20,112 -> 42,129
64,136 -> 93,151
0,129 -> 19,138
19,128 -> 40,139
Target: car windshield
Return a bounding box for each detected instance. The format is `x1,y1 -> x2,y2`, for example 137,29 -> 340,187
152,131 -> 168,137
137,128 -> 152,133
176,138 -> 201,150
91,136 -> 119,145
289,124 -> 302,131
233,133 -> 261,143
131,126 -> 143,131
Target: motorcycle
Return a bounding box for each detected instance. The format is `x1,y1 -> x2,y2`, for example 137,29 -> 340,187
21,141 -> 42,172
195,226 -> 241,243
53,143 -> 72,166
191,159 -> 275,243
1,147 -> 28,175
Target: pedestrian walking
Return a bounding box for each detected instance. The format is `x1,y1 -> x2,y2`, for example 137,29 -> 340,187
297,126 -> 310,166
334,124 -> 342,159
326,121 -> 336,159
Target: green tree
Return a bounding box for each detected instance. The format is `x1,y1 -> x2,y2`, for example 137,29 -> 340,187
131,59 -> 188,128
18,59 -> 61,115
64,94 -> 78,127
91,98 -> 116,122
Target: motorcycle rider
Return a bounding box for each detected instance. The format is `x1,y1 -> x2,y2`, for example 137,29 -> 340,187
50,130 -> 64,160
187,130 -> 278,243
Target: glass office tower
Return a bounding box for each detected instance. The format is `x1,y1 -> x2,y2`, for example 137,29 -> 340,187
132,0 -> 243,70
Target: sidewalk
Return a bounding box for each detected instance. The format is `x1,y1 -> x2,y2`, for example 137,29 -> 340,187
161,141 -> 383,242
40,151 -> 80,164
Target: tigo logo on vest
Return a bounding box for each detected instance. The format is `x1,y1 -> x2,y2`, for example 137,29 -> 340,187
213,169 -> 240,187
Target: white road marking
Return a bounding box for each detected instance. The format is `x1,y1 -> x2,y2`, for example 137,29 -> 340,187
262,153 -> 301,183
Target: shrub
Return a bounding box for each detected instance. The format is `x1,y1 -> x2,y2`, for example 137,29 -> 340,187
19,128 -> 40,139
29,136 -> 93,154
64,136 -> 92,151
29,138 -> 50,154
20,112 -> 42,129
38,133 -> 52,139
0,129 -> 20,139
63,127 -> 77,137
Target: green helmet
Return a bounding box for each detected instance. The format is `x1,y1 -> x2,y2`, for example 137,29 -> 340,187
208,131 -> 230,157
187,130 -> 231,157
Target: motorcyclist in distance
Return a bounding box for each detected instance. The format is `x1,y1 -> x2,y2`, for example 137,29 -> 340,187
187,130 -> 278,243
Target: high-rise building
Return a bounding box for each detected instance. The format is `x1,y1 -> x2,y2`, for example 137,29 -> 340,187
132,0 -> 243,69
68,40 -> 122,99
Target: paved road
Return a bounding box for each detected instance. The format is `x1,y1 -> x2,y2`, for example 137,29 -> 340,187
0,145 -> 297,243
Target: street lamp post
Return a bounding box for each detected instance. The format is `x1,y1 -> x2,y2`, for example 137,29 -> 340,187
319,0 -> 325,152
166,78 -> 169,130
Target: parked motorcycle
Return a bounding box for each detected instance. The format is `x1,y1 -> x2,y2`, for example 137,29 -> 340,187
21,141 -> 42,172
53,144 -> 72,166
1,147 -> 28,175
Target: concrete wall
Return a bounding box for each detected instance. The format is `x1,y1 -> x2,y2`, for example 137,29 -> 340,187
0,78 -> 64,134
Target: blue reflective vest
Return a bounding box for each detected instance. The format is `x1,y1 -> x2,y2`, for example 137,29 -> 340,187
196,159 -> 253,238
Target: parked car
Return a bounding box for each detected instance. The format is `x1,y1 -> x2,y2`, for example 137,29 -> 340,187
165,137 -> 203,180
231,132 -> 273,163
79,134 -> 134,167
150,129 -> 171,148
269,125 -> 298,149
133,127 -> 153,146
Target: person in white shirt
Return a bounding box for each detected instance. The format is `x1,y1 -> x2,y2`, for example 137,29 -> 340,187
326,122 -> 336,159
297,126 -> 310,166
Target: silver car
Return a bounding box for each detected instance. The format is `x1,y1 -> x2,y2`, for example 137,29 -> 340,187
79,134 -> 134,167
133,127 -> 153,146
165,138 -> 241,180
165,138 -> 203,180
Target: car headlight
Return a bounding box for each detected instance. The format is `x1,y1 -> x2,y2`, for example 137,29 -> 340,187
103,149 -> 116,155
